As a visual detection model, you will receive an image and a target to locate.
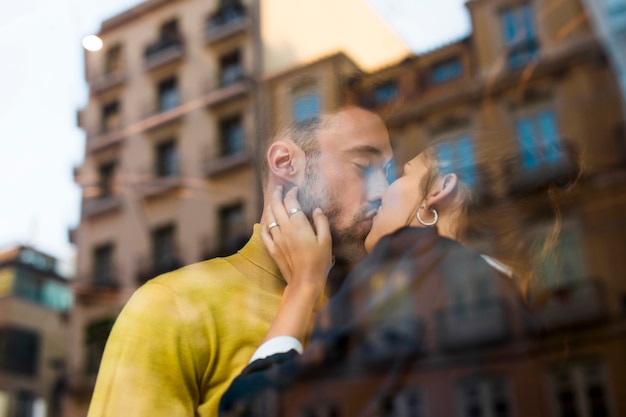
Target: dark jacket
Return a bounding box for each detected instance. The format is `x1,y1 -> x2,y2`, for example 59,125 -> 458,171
220,227 -> 544,417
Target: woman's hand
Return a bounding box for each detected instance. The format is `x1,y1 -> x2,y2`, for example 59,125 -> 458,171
259,185 -> 332,346
262,185 -> 332,294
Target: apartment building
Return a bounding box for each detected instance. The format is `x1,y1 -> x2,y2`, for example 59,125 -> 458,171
67,0 -> 408,415
258,0 -> 626,416
0,246 -> 71,417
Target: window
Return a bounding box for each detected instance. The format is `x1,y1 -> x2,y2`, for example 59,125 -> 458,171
156,140 -> 178,177
145,19 -> 182,60
152,224 -> 178,273
157,77 -> 179,112
550,362 -> 612,417
218,204 -> 247,254
457,377 -> 511,417
219,50 -> 244,87
515,108 -> 562,169
501,4 -> 539,68
98,161 -> 116,197
430,58 -> 462,85
160,19 -> 180,42
219,115 -> 245,156
15,391 -> 35,417
93,244 -> 115,287
292,87 -> 321,125
41,280 -> 72,311
373,80 -> 399,105
104,44 -> 122,74
85,318 -> 116,374
435,135 -> 478,186
101,101 -> 120,133
0,327 -> 39,376
391,387 -> 428,417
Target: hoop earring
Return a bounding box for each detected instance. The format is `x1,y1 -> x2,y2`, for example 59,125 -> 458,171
416,205 -> 438,227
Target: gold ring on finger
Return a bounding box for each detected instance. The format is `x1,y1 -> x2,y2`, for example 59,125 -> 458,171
268,222 -> 279,231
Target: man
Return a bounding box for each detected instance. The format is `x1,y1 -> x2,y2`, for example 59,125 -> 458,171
87,106 -> 393,417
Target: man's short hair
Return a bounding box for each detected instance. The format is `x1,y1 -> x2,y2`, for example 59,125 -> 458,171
259,116 -> 333,183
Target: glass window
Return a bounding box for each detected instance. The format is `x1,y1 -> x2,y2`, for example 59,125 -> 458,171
457,377 -> 510,417
156,140 -> 178,177
93,244 -> 115,287
219,115 -> 245,156
157,77 -> 179,112
0,327 -> 39,376
515,108 -> 562,169
435,135 -> 478,186
15,391 -> 35,417
430,59 -> 462,85
41,281 -> 72,311
85,318 -> 116,375
550,362 -> 611,417
373,80 -> 399,105
152,224 -> 178,273
220,50 -> 244,87
218,203 -> 247,255
104,44 -> 122,74
98,161 -> 116,197
501,4 -> 536,45
13,269 -> 40,303
101,100 -> 120,133
501,4 -> 539,68
293,90 -> 321,125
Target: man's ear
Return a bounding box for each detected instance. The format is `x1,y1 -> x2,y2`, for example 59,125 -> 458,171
424,173 -> 458,210
267,140 -> 306,185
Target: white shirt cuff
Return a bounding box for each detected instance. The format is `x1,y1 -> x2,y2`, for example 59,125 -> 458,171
248,336 -> 303,364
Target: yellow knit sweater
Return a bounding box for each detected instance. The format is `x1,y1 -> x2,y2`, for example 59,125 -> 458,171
87,225 -> 287,417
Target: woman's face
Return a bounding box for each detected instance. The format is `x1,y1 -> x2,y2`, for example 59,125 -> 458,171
364,153 -> 432,252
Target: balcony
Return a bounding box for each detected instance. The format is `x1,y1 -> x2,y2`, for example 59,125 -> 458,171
506,38 -> 540,70
81,196 -> 122,219
90,70 -> 126,95
86,128 -> 127,153
205,3 -> 249,45
203,152 -> 251,178
136,254 -> 182,285
136,175 -> 184,200
532,277 -> 608,331
74,274 -> 120,304
144,37 -> 184,71
357,316 -> 426,363
435,298 -> 511,352
503,149 -> 579,197
203,77 -> 250,109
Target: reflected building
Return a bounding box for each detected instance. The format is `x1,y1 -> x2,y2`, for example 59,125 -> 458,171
67,0 -> 408,416
0,246 -> 72,417
256,0 -> 626,416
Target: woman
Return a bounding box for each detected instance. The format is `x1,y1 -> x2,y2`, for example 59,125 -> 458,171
220,138 -> 579,417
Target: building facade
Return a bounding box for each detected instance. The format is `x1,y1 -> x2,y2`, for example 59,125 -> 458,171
0,246 -> 72,417
67,0 -> 408,416
260,0 -> 626,416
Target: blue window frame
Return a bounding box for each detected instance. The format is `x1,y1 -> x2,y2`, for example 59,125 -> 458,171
515,109 -> 562,169
293,91 -> 320,125
373,80 -> 399,105
430,59 -> 462,85
435,136 -> 477,186
501,4 -> 539,68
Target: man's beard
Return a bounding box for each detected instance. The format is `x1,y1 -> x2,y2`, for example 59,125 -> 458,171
298,159 -> 369,262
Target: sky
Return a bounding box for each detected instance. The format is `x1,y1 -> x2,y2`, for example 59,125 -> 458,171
0,0 -> 470,265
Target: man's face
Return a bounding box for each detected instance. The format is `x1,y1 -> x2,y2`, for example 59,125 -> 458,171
298,108 -> 393,262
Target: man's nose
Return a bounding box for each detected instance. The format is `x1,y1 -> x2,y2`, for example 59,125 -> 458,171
365,170 -> 389,203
